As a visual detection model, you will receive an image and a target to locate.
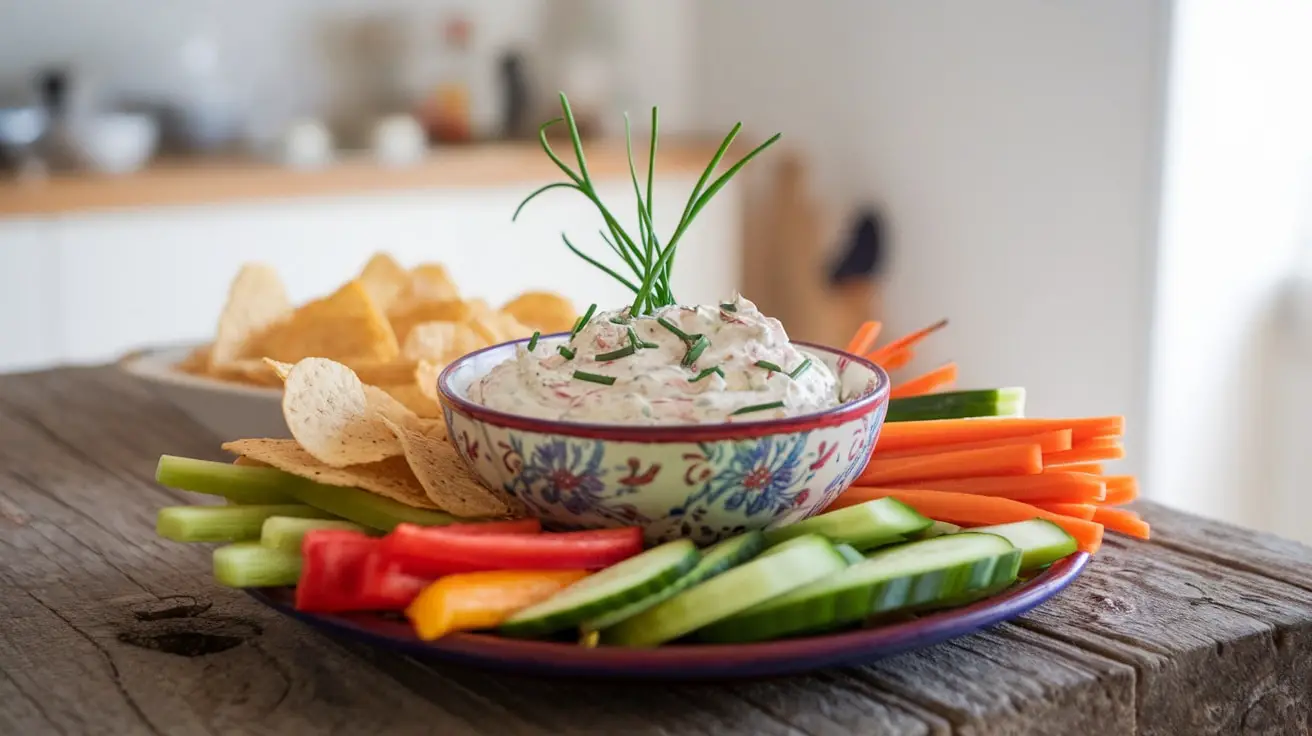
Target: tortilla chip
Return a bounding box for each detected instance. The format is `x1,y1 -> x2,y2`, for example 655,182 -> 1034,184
212,263 -> 292,365
502,291 -> 576,334
405,263 -> 460,302
177,345 -> 212,375
248,280 -> 399,364
469,312 -> 535,345
389,299 -> 489,344
381,417 -> 523,518
382,383 -> 444,419
415,360 -> 444,404
347,359 -> 421,387
280,358 -> 406,466
222,438 -> 438,509
357,253 -> 410,312
208,359 -> 284,387
401,321 -> 486,362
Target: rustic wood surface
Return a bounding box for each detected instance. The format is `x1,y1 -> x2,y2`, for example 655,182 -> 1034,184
1,366 -> 1310,735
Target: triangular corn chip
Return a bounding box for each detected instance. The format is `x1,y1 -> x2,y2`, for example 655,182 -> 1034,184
222,438 -> 437,509
501,291 -> 576,334
380,417 -> 523,518
357,252 -> 410,312
247,280 -> 399,364
212,263 -> 291,365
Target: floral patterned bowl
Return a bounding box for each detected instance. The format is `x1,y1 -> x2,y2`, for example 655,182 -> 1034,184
438,337 -> 889,545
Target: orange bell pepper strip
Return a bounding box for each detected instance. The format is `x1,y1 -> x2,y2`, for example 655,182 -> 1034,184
405,569 -> 590,641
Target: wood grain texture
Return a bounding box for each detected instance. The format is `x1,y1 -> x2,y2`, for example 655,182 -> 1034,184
0,366 -> 1310,735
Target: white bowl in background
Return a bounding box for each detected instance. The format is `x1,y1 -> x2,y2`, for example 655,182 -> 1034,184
71,112 -> 159,175
118,346 -> 288,441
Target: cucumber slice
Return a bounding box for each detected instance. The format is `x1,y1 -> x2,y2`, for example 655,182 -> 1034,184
213,542 -> 302,587
886,388 -> 1025,423
580,531 -> 765,633
763,498 -> 932,550
698,533 -> 1019,643
261,516 -> 372,554
915,521 -> 962,539
835,543 -> 865,564
913,550 -> 1023,613
970,519 -> 1078,571
600,534 -> 847,647
156,456 -> 464,531
156,504 -> 336,543
500,539 -> 700,637
156,455 -> 300,504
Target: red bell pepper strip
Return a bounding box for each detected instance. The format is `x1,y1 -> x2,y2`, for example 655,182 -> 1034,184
382,524 -> 644,578
355,550 -> 430,611
296,529 -> 428,613
439,518 -> 543,535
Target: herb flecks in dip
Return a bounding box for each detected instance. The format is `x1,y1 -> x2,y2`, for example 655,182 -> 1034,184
470,295 -> 840,425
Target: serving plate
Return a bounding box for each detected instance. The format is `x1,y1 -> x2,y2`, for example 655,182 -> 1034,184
246,551 -> 1089,680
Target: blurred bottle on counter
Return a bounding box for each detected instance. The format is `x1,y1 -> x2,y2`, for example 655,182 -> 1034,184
541,0 -> 617,140
417,14 -> 474,144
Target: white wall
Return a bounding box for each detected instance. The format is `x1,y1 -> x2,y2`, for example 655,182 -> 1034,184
695,0 -> 1171,478
1149,0 -> 1312,531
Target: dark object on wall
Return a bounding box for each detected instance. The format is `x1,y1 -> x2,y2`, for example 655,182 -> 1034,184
499,51 -> 530,139
830,208 -> 887,284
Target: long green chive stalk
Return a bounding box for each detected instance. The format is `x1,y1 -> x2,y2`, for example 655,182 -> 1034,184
514,92 -> 781,316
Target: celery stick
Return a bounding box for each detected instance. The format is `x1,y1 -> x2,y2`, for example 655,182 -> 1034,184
156,504 -> 336,543
213,542 -> 302,587
261,516 -> 371,554
283,482 -> 463,532
156,455 -> 300,504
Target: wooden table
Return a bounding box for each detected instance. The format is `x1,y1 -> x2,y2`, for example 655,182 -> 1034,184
2,367 -> 1310,735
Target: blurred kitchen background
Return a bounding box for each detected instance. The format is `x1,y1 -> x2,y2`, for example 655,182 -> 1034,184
2,0 -> 1311,543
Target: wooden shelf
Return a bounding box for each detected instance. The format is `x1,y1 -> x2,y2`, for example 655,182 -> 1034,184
0,139 -> 724,218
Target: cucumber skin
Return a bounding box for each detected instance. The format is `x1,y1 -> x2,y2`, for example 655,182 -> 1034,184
970,520 -> 1078,571
580,532 -> 765,633
886,389 -> 1024,423
499,541 -> 701,638
763,498 -> 932,551
835,544 -> 866,565
698,538 -> 1021,643
910,549 -> 1023,613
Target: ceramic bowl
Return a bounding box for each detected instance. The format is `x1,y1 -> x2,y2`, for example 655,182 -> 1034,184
438,336 -> 890,544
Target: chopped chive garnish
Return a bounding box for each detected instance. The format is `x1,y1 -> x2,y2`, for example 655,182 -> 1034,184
558,346 -> 576,360
731,400 -> 786,416
657,317 -> 693,343
690,366 -> 725,382
609,316 -> 629,325
527,331 -> 541,351
755,360 -> 784,373
626,326 -> 659,350
573,370 -> 616,386
571,303 -> 598,339
681,335 -> 709,366
595,344 -> 637,361
788,358 -> 813,379
720,302 -> 738,312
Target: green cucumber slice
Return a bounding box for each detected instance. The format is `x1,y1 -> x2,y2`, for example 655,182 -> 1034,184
261,516 -> 372,554
156,504 -> 336,543
156,455 -> 300,504
970,519 -> 1078,571
500,539 -> 700,637
698,533 -> 1018,643
886,388 -> 1025,423
213,542 -> 302,587
600,534 -> 847,647
763,498 -> 932,550
156,456 -> 465,531
580,531 -> 765,633
913,549 -> 1024,612
835,543 -> 866,564
915,521 -> 962,539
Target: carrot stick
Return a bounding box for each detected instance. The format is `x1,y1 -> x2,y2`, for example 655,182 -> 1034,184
846,321 -> 883,356
868,319 -> 949,365
1046,462 -> 1104,475
890,363 -> 959,399
1101,476 -> 1139,506
828,488 -> 1103,554
858,444 -> 1042,486
880,348 -> 915,372
1092,507 -> 1150,540
875,416 -> 1124,453
1044,439 -> 1125,466
1034,502 -> 1097,521
873,429 -> 1072,460
856,472 -> 1105,503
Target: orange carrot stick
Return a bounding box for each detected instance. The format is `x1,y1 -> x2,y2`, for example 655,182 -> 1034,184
1092,507 -> 1150,540
857,444 -> 1042,486
1045,462 -> 1104,475
880,349 -> 915,372
874,429 -> 1073,460
846,321 -> 883,356
867,319 -> 949,365
890,363 -> 959,399
1101,476 -> 1139,506
876,416 -> 1124,453
857,473 -> 1106,503
828,488 -> 1103,554
1034,502 -> 1097,521
1044,439 -> 1125,466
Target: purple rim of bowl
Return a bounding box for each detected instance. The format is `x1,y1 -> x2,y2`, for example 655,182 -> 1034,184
246,552 -> 1090,680
437,335 -> 890,442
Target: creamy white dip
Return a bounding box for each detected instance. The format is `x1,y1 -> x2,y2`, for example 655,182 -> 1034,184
469,295 -> 841,425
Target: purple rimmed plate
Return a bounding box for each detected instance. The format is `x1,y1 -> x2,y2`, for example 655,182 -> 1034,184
245,552 -> 1089,680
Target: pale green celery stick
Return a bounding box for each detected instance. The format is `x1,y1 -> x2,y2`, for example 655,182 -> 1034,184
283,483 -> 465,532
261,516 -> 371,554
156,455 -> 300,504
156,504 -> 336,543
213,542 -> 302,587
